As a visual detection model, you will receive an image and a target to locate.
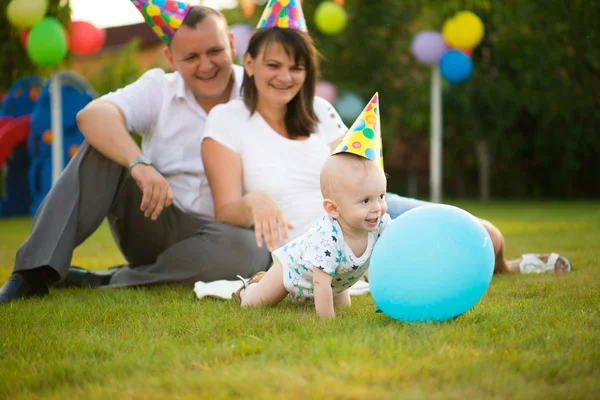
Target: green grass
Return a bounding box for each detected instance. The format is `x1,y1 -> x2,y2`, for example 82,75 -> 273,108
1,201 -> 599,399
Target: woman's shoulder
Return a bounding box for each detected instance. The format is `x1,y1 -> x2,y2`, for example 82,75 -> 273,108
312,96 -> 336,113
209,98 -> 250,121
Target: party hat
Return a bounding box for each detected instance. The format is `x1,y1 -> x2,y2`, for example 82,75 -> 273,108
332,93 -> 383,170
256,0 -> 308,32
130,0 -> 191,44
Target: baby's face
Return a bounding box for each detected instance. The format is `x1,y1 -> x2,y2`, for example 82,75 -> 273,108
334,164 -> 387,234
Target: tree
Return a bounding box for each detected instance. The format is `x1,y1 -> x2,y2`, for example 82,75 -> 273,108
222,0 -> 600,198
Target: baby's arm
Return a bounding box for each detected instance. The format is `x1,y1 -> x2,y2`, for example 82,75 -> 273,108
313,268 -> 334,319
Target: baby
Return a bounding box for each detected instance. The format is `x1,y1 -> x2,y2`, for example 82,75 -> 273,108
233,152 -> 391,319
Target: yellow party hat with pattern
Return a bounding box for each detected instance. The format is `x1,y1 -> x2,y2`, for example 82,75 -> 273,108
256,0 -> 308,32
332,92 -> 383,170
130,0 -> 191,44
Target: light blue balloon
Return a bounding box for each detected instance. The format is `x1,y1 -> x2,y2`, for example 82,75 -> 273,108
335,92 -> 365,123
439,49 -> 473,84
369,204 -> 495,322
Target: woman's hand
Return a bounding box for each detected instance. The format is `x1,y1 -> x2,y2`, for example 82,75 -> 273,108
244,191 -> 294,252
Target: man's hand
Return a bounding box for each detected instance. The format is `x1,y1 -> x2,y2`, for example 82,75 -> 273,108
130,164 -> 174,220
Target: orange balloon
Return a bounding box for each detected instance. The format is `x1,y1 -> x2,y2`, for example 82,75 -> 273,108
240,0 -> 255,18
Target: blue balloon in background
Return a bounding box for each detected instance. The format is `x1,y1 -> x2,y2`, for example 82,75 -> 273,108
439,49 -> 473,84
335,92 -> 365,123
369,204 -> 495,322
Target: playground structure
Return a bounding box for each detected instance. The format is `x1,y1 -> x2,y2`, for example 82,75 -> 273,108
0,73 -> 95,217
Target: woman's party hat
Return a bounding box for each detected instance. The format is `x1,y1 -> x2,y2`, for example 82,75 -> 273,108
256,0 -> 307,32
130,0 -> 190,44
332,93 -> 383,170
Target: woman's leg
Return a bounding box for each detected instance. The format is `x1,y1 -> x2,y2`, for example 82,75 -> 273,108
478,219 -> 570,273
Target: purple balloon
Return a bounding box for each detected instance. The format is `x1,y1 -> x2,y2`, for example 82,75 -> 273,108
316,81 -> 337,104
229,24 -> 253,57
411,31 -> 447,64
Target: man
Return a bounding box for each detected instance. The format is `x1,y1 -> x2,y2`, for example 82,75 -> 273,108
0,5 -> 275,304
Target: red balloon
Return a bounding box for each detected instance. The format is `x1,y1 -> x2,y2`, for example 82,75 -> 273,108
68,21 -> 106,56
20,29 -> 29,48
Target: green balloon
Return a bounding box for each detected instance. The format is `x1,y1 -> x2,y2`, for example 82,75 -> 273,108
26,17 -> 67,66
314,2 -> 348,36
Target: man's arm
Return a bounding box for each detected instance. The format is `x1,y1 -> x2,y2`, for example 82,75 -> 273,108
76,99 -> 142,167
76,99 -> 173,220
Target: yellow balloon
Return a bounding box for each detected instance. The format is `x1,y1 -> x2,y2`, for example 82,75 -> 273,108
442,11 -> 485,49
6,0 -> 48,29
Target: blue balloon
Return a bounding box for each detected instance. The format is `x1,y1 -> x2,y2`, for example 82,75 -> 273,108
439,50 -> 473,84
335,92 -> 365,123
369,204 -> 495,322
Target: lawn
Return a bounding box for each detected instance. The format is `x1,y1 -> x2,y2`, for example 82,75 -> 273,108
1,201 -> 599,399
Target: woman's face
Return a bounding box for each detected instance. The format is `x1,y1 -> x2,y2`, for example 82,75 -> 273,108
245,41 -> 307,107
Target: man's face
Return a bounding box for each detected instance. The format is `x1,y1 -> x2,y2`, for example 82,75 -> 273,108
165,15 -> 236,103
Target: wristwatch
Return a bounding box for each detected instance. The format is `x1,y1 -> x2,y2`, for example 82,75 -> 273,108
129,155 -> 152,169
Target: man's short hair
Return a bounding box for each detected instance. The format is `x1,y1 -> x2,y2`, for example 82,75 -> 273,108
182,5 -> 227,29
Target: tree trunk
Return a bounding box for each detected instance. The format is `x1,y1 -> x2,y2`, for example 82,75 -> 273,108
475,140 -> 491,202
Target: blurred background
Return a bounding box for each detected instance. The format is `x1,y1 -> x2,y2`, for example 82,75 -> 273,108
1,0 -> 598,211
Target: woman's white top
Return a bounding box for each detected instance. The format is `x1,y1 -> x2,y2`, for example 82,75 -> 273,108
203,97 -> 347,239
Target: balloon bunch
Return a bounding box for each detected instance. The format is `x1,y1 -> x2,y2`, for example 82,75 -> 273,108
240,0 -> 348,36
6,0 -> 106,67
411,11 -> 485,84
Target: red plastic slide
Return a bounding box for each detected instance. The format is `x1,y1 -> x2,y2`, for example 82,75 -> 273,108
0,115 -> 31,166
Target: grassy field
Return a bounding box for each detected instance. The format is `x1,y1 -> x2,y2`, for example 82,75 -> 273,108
1,201 -> 599,399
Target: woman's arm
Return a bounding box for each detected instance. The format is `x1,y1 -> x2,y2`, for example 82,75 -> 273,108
202,138 -> 252,227
202,138 -> 292,251
313,268 -> 335,319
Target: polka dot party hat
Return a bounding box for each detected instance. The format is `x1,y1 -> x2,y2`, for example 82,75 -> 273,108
332,93 -> 384,170
130,0 -> 191,44
256,0 -> 308,32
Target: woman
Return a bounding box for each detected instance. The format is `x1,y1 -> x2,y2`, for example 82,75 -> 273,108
202,27 -> 571,274
202,27 -> 346,252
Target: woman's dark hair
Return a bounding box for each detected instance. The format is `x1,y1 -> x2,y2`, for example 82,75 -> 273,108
242,28 -> 320,139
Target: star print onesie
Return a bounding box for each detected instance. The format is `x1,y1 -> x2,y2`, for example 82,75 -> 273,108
272,214 -> 392,303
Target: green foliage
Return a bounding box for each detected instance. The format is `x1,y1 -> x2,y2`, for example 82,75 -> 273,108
1,202 -> 599,397
223,0 -> 599,198
86,39 -> 146,96
0,0 -> 71,92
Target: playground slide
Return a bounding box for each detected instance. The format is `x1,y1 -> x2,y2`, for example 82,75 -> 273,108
0,115 -> 31,165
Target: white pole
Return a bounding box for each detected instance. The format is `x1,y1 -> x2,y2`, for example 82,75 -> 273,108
50,70 -> 64,185
430,65 -> 443,203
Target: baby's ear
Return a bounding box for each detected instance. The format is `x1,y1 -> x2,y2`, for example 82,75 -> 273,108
323,198 -> 339,219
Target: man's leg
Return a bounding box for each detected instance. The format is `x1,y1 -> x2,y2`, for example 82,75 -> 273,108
13,142 -> 128,282
1,142 -> 131,303
108,222 -> 272,287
